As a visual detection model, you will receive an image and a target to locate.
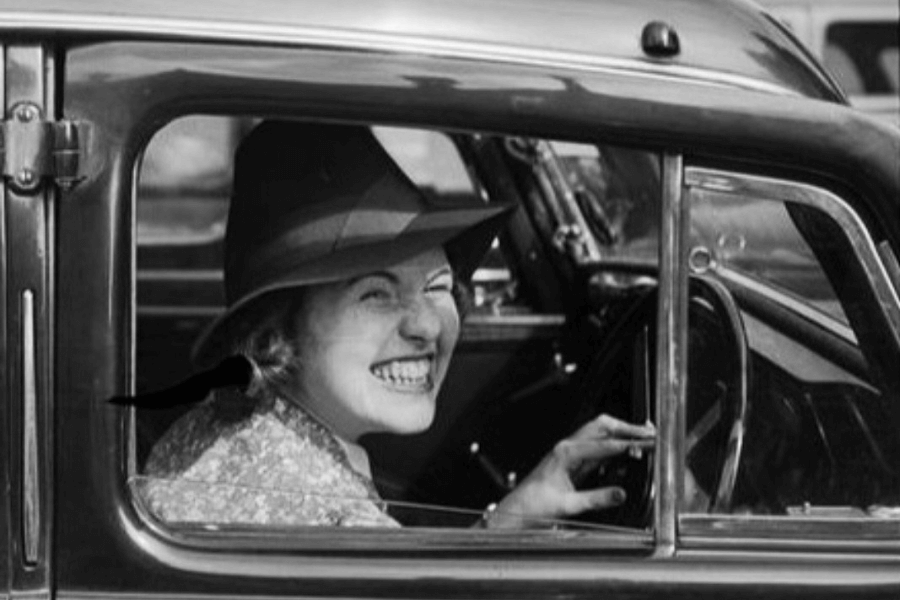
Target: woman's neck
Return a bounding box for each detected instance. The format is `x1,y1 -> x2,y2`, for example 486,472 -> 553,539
284,391 -> 373,479
335,437 -> 372,480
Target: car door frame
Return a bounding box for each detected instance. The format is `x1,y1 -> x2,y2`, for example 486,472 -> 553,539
2,42 -> 58,600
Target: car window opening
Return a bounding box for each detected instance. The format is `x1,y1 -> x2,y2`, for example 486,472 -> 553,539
132,116 -> 665,536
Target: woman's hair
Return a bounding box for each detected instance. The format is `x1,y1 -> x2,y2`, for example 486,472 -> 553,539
232,271 -> 473,403
230,289 -> 305,405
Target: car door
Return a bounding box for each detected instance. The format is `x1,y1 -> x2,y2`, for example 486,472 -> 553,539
54,35 -> 693,595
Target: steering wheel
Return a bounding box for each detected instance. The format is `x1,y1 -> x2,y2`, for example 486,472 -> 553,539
568,273 -> 751,527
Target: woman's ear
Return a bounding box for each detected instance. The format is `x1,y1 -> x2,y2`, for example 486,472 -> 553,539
452,278 -> 474,318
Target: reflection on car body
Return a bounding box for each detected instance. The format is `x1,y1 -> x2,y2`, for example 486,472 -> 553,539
1,0 -> 900,598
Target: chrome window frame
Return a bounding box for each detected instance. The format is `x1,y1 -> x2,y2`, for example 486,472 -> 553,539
654,153 -> 688,557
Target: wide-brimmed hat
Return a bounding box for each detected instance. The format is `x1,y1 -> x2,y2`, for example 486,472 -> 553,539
191,120 -> 514,366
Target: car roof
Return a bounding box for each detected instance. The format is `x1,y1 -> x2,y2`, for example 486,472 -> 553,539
2,0 -> 840,101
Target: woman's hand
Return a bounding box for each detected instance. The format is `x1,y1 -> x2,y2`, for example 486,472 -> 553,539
483,414 -> 656,529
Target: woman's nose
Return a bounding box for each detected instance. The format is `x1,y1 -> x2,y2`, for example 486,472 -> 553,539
399,296 -> 442,342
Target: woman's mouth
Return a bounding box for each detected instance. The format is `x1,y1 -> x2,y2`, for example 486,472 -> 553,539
370,356 -> 434,391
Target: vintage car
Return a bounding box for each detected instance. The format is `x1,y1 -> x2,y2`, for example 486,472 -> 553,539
1,0 -> 899,598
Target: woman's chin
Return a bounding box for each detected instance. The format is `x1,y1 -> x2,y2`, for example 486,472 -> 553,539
369,393 -> 437,434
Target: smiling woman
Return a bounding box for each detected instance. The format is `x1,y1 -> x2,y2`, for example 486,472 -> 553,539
136,120 -> 656,528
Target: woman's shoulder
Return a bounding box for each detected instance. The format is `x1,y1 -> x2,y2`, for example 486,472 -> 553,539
143,390 -> 255,477
143,392 -> 308,479
138,393 -> 398,526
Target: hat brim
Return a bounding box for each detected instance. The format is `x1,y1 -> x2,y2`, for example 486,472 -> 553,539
191,201 -> 514,367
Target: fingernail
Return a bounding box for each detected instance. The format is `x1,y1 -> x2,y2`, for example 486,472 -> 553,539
629,446 -> 643,460
613,489 -> 626,504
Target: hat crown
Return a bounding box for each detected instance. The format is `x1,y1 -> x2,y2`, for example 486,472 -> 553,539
225,122 -> 424,303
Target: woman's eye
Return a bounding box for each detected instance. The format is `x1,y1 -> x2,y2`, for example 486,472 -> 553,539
426,275 -> 454,294
426,282 -> 453,294
360,287 -> 393,302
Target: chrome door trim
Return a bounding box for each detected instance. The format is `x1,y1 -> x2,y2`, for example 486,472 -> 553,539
21,289 -> 38,565
0,13 -> 799,97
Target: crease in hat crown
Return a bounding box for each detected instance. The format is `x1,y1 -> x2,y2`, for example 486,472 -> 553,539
193,120 -> 513,366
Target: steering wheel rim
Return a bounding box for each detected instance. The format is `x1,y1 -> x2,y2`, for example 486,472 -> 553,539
687,274 -> 750,513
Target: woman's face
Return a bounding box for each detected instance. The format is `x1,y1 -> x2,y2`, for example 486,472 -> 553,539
293,247 -> 460,441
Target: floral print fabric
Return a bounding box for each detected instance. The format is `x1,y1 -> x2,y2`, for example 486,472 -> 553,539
138,392 -> 399,527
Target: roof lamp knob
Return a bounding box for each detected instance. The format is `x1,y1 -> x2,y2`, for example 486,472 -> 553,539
641,21 -> 680,57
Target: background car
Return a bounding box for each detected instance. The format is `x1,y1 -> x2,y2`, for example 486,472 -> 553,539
759,0 -> 900,126
2,0 -> 899,598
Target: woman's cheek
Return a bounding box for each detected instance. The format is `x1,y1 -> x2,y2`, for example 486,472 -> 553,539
438,300 -> 461,370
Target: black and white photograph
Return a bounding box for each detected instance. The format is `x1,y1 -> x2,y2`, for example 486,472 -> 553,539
1,0 -> 898,598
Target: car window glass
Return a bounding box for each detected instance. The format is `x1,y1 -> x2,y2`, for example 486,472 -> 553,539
691,195 -> 848,325
682,178 -> 900,522
131,117 -> 663,536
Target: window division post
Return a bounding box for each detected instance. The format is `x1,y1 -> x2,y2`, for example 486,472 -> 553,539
653,153 -> 687,557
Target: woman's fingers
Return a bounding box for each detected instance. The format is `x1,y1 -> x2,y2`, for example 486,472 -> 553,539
553,437 -> 655,470
571,413 -> 656,441
567,486 -> 627,514
490,414 -> 656,528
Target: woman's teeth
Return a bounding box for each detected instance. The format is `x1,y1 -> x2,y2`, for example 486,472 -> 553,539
371,358 -> 432,387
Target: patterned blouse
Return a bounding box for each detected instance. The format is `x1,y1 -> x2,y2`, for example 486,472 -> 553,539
137,391 -> 399,527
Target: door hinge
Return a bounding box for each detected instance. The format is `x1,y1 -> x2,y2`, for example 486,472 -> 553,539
0,101 -> 83,195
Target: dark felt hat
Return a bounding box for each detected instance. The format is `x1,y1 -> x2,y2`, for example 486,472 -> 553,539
191,120 -> 513,366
